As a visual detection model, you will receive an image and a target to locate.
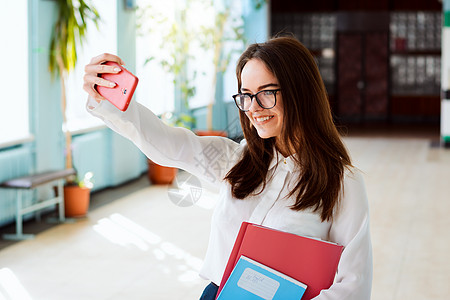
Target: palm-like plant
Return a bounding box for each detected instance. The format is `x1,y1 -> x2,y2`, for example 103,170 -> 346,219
49,0 -> 100,171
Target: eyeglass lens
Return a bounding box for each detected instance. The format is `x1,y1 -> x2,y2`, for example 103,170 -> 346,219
236,90 -> 277,111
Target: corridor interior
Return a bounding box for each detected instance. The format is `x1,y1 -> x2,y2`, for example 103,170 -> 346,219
0,126 -> 449,300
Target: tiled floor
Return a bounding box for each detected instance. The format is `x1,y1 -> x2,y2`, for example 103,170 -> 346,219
0,130 -> 449,300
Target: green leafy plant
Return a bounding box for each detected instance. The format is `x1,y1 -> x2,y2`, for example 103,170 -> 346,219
198,3 -> 246,130
160,112 -> 196,129
137,4 -> 196,129
78,171 -> 94,189
157,9 -> 196,129
253,0 -> 267,10
48,0 -> 100,172
137,0 -> 245,131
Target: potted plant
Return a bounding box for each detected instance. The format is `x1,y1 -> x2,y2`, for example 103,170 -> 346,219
63,172 -> 94,217
137,5 -> 196,184
48,0 -> 100,213
136,1 -> 250,181
198,2 -> 246,136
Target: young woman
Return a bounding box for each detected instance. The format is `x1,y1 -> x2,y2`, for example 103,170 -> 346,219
83,36 -> 372,299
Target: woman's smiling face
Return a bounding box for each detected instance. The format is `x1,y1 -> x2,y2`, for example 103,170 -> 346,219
241,59 -> 284,139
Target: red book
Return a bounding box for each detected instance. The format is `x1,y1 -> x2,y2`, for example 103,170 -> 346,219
216,222 -> 344,300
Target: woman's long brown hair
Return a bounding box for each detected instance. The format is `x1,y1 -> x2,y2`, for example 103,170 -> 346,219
224,36 -> 352,222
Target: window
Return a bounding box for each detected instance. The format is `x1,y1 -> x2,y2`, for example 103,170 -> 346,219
185,2 -> 215,109
136,0 -> 243,113
136,0 -> 175,115
65,0 -> 117,133
189,1 -> 245,106
0,2 -> 30,147
390,12 -> 441,96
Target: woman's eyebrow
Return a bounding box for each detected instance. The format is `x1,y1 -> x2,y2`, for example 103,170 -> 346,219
241,83 -> 279,92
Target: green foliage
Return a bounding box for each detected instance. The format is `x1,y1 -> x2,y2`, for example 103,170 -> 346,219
199,5 -> 246,74
159,10 -> 197,111
253,0 -> 267,10
137,0 -> 246,130
137,3 -> 198,128
138,5 -> 197,116
65,171 -> 94,189
49,0 -> 100,77
48,0 -> 100,172
78,171 -> 94,189
161,112 -> 196,129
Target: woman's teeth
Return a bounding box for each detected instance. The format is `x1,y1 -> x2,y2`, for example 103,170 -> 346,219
255,116 -> 274,122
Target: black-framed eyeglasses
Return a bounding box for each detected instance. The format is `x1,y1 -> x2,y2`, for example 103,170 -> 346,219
232,89 -> 281,112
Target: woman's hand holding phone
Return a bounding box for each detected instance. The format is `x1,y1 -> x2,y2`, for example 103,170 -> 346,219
83,53 -> 139,111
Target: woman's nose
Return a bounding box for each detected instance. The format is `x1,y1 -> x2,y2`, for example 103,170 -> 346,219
248,96 -> 263,112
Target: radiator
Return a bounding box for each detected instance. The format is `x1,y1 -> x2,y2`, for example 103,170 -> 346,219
72,130 -> 110,192
72,130 -> 147,190
0,146 -> 33,226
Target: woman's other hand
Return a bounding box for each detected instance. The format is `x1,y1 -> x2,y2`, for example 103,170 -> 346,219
83,53 -> 125,103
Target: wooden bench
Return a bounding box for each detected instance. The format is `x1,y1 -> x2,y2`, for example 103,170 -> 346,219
0,168 -> 76,240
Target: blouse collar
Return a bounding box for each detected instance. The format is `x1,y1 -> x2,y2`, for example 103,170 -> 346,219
240,139 -> 297,172
269,150 -> 297,173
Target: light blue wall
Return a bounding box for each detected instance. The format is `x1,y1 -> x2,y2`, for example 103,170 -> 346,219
242,0 -> 269,43
117,0 -> 137,72
29,0 -> 64,173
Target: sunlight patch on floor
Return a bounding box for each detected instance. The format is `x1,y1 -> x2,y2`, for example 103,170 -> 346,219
92,213 -> 204,283
0,268 -> 32,300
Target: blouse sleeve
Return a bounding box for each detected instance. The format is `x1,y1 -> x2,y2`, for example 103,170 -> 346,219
86,97 -> 241,186
314,169 -> 373,300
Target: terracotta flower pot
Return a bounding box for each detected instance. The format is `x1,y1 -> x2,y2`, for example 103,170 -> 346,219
63,185 -> 90,217
147,160 -> 178,184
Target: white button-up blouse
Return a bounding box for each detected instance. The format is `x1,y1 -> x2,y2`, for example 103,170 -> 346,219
87,98 -> 373,299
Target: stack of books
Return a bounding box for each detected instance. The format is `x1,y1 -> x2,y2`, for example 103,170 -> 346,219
216,222 -> 344,300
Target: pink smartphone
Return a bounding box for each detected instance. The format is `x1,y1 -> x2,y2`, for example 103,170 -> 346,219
96,61 -> 139,111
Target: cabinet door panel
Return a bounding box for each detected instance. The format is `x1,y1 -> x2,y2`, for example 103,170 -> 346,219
364,33 -> 389,118
337,33 -> 363,118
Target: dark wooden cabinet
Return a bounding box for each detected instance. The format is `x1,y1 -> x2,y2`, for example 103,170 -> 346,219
392,0 -> 441,11
271,0 -> 442,12
365,34 -> 390,117
391,96 -> 441,120
270,0 -> 442,124
271,0 -> 336,12
337,0 -> 389,11
337,34 -> 364,119
337,32 -> 389,122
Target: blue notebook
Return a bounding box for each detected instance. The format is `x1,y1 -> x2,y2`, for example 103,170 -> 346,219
217,256 -> 307,300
